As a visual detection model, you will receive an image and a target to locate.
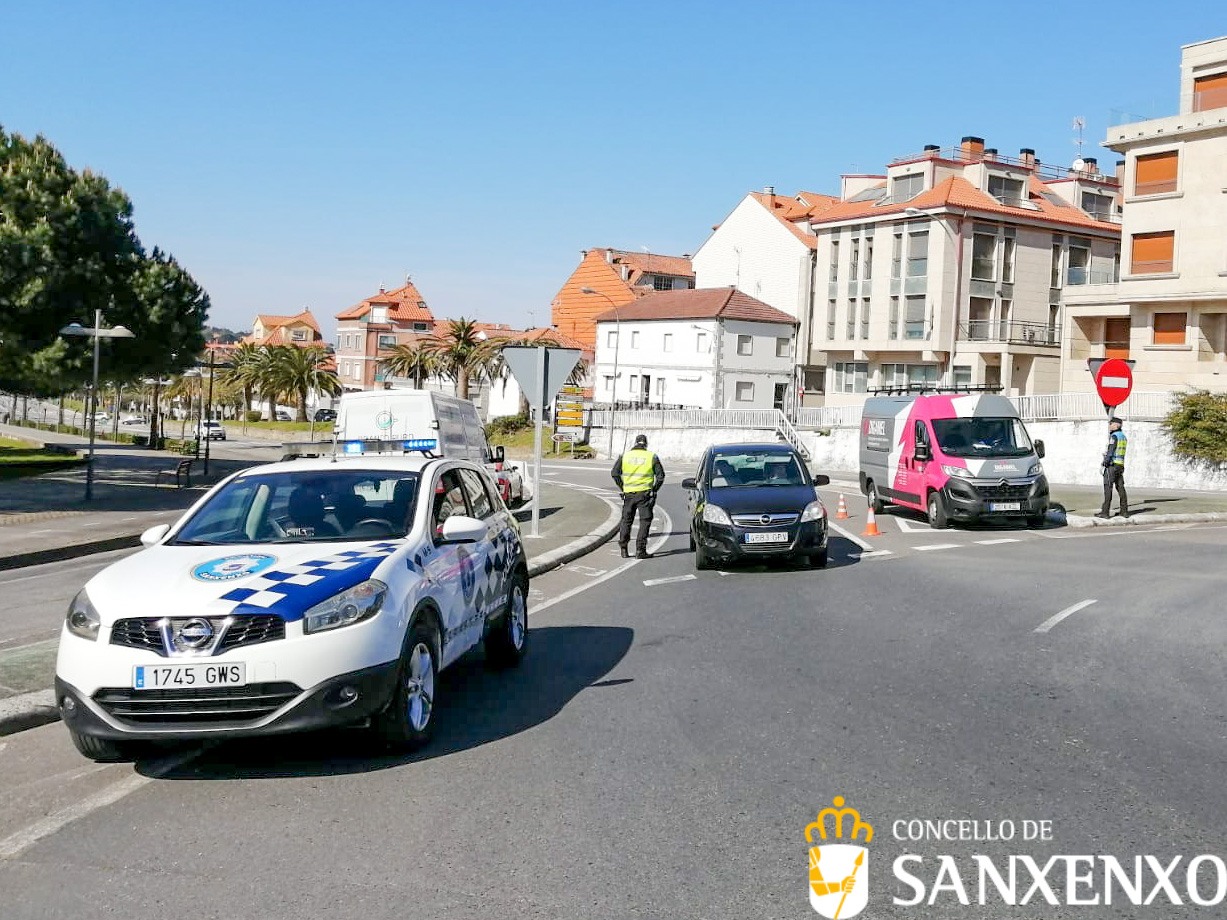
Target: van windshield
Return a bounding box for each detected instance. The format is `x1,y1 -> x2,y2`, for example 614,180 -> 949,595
931,417 -> 1033,458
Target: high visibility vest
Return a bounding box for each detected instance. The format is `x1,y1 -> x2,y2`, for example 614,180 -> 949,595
621,449 -> 657,493
1110,431 -> 1127,466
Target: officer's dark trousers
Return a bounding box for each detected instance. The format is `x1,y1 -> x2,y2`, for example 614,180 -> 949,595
619,491 -> 655,551
1101,464 -> 1128,516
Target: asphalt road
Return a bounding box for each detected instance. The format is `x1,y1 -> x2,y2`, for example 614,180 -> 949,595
2,460 -> 1226,918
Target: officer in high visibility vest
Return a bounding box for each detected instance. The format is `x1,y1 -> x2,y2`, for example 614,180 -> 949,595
611,433 -> 665,558
1097,416 -> 1129,518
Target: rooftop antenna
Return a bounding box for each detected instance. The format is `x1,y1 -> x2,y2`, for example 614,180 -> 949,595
1072,116 -> 1086,159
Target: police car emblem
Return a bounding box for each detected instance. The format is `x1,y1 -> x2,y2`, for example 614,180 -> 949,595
457,547 -> 477,602
192,554 -> 277,582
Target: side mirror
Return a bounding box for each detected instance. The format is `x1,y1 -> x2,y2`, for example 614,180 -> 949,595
493,445 -> 506,464
140,524 -> 171,547
813,474 -> 830,486
1034,439 -> 1045,459
915,444 -> 932,462
438,514 -> 487,544
681,477 -> 697,490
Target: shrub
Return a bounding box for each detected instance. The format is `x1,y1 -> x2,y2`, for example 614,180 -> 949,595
570,444 -> 595,459
244,410 -> 263,422
487,414 -> 531,436
1162,390 -> 1227,466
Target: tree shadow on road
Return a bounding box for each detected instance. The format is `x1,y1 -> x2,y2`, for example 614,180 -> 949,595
142,624 -> 634,781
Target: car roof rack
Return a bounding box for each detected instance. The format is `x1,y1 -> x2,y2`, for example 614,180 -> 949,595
279,438 -> 440,462
868,384 -> 1003,396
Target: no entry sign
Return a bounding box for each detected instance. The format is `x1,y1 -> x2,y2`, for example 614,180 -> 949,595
1094,358 -> 1133,407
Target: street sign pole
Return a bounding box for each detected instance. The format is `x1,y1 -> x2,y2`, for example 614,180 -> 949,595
531,345 -> 546,538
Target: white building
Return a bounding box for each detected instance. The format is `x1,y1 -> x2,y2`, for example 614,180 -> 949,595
1062,35 -> 1227,394
593,287 -> 798,410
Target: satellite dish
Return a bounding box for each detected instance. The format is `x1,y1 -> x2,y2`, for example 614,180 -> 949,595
1071,158 -> 1087,172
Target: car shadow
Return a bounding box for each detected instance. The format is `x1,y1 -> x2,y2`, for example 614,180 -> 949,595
513,505 -> 563,523
881,505 -> 1057,532
141,624 -> 634,780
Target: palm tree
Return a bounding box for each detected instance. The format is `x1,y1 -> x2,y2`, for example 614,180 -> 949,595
252,346 -> 287,421
269,346 -> 341,421
423,318 -> 499,400
379,341 -> 438,389
224,343 -> 264,425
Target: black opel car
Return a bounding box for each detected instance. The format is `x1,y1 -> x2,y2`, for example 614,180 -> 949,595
682,443 -> 830,570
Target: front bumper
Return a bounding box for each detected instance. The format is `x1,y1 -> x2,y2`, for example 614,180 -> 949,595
943,475 -> 1049,520
696,517 -> 827,562
55,660 -> 400,742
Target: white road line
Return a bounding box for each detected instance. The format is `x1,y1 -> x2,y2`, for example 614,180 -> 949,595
895,517 -> 932,534
849,550 -> 893,559
0,746 -> 204,861
28,529 -> 56,535
828,521 -> 875,552
566,564 -> 607,577
0,560 -> 113,586
1034,599 -> 1098,634
643,574 -> 696,587
976,538 -> 1020,545
81,521 -> 106,527
915,543 -> 961,552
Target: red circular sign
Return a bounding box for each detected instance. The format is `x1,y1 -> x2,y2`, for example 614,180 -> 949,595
1094,358 -> 1133,407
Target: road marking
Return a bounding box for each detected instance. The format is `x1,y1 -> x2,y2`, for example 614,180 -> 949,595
0,745 -> 205,861
828,521 -> 874,552
976,538 -> 1020,545
81,521 -> 106,527
120,516 -> 141,522
1034,599 -> 1098,634
895,517 -> 932,533
915,543 -> 960,552
643,574 -> 696,587
566,564 -> 607,577
28,529 -> 56,535
849,550 -> 893,559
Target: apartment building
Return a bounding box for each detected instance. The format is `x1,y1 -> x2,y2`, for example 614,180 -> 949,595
1062,36 -> 1227,393
551,248 -> 695,352
244,310 -> 324,347
334,280 -> 436,392
592,287 -> 797,410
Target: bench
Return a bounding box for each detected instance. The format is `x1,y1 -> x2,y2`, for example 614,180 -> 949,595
156,458 -> 193,489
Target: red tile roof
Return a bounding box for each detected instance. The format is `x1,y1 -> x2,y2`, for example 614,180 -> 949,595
605,249 -> 694,279
748,192 -> 827,249
243,310 -> 323,346
255,310 -> 321,334
336,281 -> 435,324
593,287 -> 797,325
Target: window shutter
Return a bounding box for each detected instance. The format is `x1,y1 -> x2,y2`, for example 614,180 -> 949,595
1130,232 -> 1174,274
1134,152 -> 1178,195
1153,312 -> 1186,346
1193,72 -> 1227,113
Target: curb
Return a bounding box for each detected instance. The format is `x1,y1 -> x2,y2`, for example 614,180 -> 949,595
1064,511 -> 1227,528
526,494 -> 621,578
0,535 -> 143,573
0,690 -> 57,737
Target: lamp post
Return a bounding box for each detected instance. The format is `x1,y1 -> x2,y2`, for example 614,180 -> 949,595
905,206 -> 964,386
60,310 -> 135,501
580,287 -> 621,458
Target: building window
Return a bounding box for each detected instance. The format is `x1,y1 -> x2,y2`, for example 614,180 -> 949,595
826,300 -> 836,341
336,335 -> 342,349
736,335 -> 753,356
1002,236 -> 1016,283
850,238 -> 860,281
1051,239 -> 1062,288
1153,312 -> 1187,345
904,295 -> 926,340
775,337 -> 791,358
891,173 -> 924,202
971,233 -> 996,281
906,230 -> 929,278
378,334 -> 397,349
735,381 -> 755,402
629,374 -> 639,392
861,297 -> 870,340
803,368 -> 826,393
891,232 -> 902,280
413,322 -> 429,332
846,299 -> 856,340
1067,240 -> 1090,285
607,331 -> 617,348
1081,192 -> 1114,220
832,361 -> 868,394
631,331 -> 640,348
1131,231 -> 1175,274
652,275 -> 673,291
603,375 -> 614,393
1193,72 -> 1227,113
953,366 -> 972,387
829,240 -> 840,283
663,333 -> 673,352
889,297 -> 899,340
987,174 -> 1025,205
696,331 -> 709,352
863,237 -> 874,282
998,300 -> 1012,341
882,364 -> 939,388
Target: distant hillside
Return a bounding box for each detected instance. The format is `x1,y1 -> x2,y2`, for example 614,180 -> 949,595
205,326 -> 249,344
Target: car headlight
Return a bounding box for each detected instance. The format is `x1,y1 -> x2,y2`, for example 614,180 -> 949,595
66,589 -> 100,641
941,464 -> 973,479
800,500 -> 826,522
303,579 -> 387,634
701,503 -> 732,526
1028,462 -> 1044,476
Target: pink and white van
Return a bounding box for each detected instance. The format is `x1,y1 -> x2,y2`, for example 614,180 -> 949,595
858,393 -> 1048,528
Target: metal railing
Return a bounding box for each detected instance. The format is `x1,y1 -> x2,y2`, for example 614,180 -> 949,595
960,320 -> 1061,346
796,405 -> 863,429
588,408 -> 782,430
1011,391 -> 1175,421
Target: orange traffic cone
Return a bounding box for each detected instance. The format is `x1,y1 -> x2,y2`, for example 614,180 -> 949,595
835,494 -> 849,519
861,500 -> 883,537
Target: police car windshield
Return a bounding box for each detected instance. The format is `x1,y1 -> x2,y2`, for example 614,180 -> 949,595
171,470 -> 420,544
932,418 -> 1033,458
709,450 -> 808,487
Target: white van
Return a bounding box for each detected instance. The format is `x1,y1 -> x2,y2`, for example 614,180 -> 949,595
327,390 -> 528,506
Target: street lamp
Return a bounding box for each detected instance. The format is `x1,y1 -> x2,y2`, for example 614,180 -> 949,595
905,206 -> 963,386
580,287 -> 621,458
60,310 -> 135,501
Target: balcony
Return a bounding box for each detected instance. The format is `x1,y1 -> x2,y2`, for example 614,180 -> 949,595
959,320 -> 1060,347
1066,267 -> 1120,286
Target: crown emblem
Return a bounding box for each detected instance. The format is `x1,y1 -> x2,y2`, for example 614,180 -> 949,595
805,797 -> 874,844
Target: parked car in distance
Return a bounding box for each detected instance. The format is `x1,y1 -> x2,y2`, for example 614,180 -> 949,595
92,412 -> 111,424
312,408 -> 337,422
683,443 -> 830,570
274,409 -> 293,421
119,415 -> 148,426
198,421 -> 227,440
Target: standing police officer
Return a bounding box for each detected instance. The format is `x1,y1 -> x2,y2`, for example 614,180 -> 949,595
612,433 -> 665,558
1097,416 -> 1129,518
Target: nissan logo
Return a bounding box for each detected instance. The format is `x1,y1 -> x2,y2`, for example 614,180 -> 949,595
173,618 -> 214,650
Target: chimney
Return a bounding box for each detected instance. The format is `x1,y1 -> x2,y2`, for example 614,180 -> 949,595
1084,157 -> 1098,175
605,249 -> 614,264
1115,159 -> 1126,185
960,135 -> 985,162
764,186 -> 775,196
984,147 -> 998,161
923,144 -> 940,157
1019,148 -> 1036,169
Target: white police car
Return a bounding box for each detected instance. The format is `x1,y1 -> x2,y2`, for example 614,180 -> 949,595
55,446 -> 529,761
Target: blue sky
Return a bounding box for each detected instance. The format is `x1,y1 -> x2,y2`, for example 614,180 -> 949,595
2,1 -> 1223,338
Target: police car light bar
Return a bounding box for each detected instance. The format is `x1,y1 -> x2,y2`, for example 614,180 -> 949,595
281,439 -> 439,462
